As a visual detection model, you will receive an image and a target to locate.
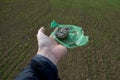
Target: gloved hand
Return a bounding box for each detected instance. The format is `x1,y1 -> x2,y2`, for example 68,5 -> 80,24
37,27 -> 67,65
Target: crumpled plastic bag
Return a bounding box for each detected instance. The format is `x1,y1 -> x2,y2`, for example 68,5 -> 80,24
50,20 -> 89,48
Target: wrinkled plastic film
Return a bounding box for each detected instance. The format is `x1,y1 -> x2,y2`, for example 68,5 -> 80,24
50,20 -> 89,48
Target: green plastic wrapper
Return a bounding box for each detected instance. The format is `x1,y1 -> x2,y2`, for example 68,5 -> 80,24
50,20 -> 89,48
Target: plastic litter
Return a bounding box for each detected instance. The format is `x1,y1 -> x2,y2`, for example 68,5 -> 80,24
50,20 -> 89,48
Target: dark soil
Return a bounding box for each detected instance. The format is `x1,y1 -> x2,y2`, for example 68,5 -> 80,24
0,0 -> 120,80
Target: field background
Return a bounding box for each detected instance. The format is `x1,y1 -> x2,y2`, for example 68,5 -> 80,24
0,0 -> 120,80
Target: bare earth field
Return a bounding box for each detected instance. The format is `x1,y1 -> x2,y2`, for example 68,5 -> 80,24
0,0 -> 120,80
